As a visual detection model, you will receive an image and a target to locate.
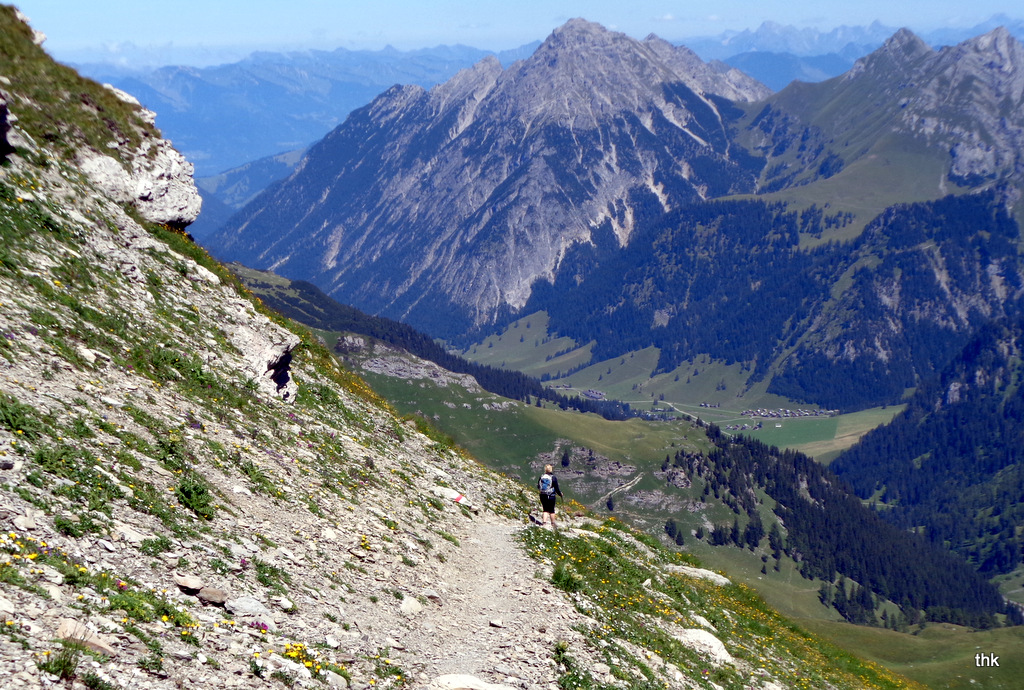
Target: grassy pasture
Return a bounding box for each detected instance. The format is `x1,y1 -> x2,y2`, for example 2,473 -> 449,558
799,619 -> 1024,690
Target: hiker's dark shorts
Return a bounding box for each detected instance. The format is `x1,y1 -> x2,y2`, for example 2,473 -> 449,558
540,494 -> 556,513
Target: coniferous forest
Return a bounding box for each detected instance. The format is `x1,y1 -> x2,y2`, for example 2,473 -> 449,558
525,191 -> 1022,411
831,316 -> 1024,578
683,427 -> 1015,627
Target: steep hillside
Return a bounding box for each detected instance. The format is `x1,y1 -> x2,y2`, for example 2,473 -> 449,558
831,316 -> 1024,583
230,265 -> 1010,630
519,191 -> 1023,411
0,8 -> 923,690
209,19 -> 770,335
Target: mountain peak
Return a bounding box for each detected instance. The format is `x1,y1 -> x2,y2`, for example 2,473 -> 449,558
552,17 -> 610,38
881,27 -> 931,58
961,25 -> 1024,66
844,28 -> 931,80
535,17 -> 629,59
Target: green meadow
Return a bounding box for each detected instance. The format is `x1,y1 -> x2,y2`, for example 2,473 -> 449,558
460,317 -> 903,461
798,619 -> 1024,690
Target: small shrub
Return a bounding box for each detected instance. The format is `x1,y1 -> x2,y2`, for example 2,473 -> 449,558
54,514 -> 102,537
437,531 -> 460,547
551,563 -> 583,593
253,558 -> 291,594
175,474 -> 216,520
139,535 -> 172,556
69,416 -> 94,439
138,652 -> 163,673
0,392 -> 42,438
37,642 -> 83,680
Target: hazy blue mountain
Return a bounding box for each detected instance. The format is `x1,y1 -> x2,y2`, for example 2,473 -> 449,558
682,15 -> 1024,61
77,42 -> 538,177
723,51 -> 855,90
683,20 -> 897,60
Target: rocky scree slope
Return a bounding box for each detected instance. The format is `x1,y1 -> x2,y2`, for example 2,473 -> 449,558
0,10 -> 922,690
211,19 -> 770,335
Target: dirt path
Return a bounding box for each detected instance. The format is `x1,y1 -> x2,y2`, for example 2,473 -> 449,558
399,515 -> 584,689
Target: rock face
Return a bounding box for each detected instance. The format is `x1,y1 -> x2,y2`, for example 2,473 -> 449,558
0,93 -> 14,161
211,19 -> 770,335
78,86 -> 201,228
211,23 -> 1024,343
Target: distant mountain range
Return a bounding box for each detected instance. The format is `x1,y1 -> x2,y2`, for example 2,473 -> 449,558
75,16 -> 1023,204
207,21 -> 1024,415
684,14 -> 1024,60
77,42 -> 539,177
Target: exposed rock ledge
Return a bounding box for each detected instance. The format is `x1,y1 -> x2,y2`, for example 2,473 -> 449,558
77,85 -> 201,228
665,563 -> 732,586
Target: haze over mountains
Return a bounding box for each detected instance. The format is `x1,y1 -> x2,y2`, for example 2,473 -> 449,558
76,14 -> 1024,212
79,43 -> 540,178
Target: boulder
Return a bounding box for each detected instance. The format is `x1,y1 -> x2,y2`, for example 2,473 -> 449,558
225,596 -> 272,618
224,320 -> 300,403
56,618 -> 118,657
400,597 -> 423,616
664,564 -> 731,587
173,574 -> 204,592
672,629 -> 733,666
112,522 -> 150,545
197,587 -> 229,605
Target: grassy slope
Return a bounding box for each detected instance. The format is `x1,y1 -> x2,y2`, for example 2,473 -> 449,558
459,311 -> 592,379
799,620 -> 1024,690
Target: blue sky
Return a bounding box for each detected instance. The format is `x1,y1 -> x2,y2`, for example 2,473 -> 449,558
14,0 -> 1023,65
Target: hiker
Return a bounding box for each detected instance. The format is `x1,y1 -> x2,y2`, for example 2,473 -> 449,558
537,464 -> 564,530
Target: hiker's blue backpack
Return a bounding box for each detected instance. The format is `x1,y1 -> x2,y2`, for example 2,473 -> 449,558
539,473 -> 555,497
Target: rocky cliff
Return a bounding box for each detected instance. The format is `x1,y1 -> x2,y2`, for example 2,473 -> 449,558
0,9 -> 913,690
210,19 -> 771,335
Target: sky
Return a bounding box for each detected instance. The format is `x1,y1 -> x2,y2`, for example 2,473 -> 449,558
12,0 -> 1024,66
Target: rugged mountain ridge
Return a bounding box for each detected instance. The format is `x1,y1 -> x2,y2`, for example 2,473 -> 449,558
211,19 -> 770,334
84,43 -> 539,177
0,9 -> 923,690
748,27 -> 1024,194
